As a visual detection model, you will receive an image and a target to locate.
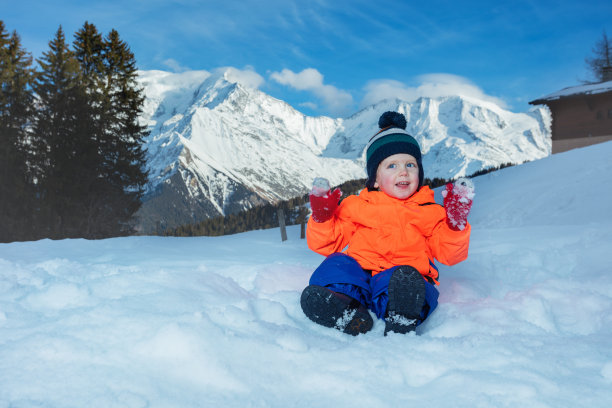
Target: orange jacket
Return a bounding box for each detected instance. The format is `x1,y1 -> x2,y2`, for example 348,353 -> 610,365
307,186 -> 471,284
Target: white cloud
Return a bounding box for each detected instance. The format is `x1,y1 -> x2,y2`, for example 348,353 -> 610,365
162,58 -> 190,73
360,79 -> 416,107
216,66 -> 265,89
270,68 -> 354,116
270,68 -> 323,90
361,74 -> 508,109
299,101 -> 318,110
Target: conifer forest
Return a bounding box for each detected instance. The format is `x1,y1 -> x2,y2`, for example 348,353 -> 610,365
0,21 -> 148,242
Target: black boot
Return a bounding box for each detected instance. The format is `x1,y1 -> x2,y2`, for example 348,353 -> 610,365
384,266 -> 426,335
300,285 -> 373,336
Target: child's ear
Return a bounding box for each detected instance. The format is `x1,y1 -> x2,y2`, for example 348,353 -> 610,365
373,181 -> 379,188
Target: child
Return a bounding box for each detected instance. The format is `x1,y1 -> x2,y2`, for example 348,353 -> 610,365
301,111 -> 474,336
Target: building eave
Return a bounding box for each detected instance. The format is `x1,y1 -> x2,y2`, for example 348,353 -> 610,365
529,80 -> 612,106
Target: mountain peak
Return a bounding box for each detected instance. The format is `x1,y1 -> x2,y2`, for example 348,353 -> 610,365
209,67 -> 265,90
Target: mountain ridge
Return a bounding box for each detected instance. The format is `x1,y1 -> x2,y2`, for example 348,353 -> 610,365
134,69 -> 551,234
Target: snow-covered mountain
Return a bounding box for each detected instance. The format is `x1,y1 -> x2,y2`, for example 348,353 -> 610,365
135,69 -> 551,233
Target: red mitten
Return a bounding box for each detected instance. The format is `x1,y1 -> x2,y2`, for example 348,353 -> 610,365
442,178 -> 475,231
309,177 -> 342,223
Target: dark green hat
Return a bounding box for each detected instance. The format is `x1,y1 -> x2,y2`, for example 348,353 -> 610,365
365,112 -> 423,189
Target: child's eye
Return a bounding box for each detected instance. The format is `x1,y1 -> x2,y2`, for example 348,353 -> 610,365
406,163 -> 415,168
387,163 -> 397,169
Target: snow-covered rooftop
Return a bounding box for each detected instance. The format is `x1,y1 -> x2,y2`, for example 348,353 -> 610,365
530,80 -> 612,104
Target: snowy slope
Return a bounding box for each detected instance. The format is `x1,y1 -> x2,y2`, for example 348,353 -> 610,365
1,141 -> 611,407
135,69 -> 551,233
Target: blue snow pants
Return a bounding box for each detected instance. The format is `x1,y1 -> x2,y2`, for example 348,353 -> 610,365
309,253 -> 439,325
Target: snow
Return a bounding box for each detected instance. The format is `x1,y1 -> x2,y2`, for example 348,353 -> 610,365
2,141 -> 612,407
311,177 -> 331,196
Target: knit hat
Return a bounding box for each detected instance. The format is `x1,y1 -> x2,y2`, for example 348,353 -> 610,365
365,111 -> 423,189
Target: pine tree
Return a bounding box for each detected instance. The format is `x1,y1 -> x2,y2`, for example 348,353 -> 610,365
585,30 -> 612,83
32,26 -> 90,238
27,24 -> 148,239
0,22 -> 36,242
73,22 -> 105,81
72,22 -> 111,237
97,29 -> 148,236
70,23 -> 148,237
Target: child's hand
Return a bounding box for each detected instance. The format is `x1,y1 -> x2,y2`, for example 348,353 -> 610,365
309,178 -> 342,223
442,177 -> 475,231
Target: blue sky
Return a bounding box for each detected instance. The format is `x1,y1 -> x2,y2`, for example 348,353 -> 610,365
3,0 -> 611,117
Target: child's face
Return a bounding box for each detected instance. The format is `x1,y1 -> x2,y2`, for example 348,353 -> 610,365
374,153 -> 419,199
